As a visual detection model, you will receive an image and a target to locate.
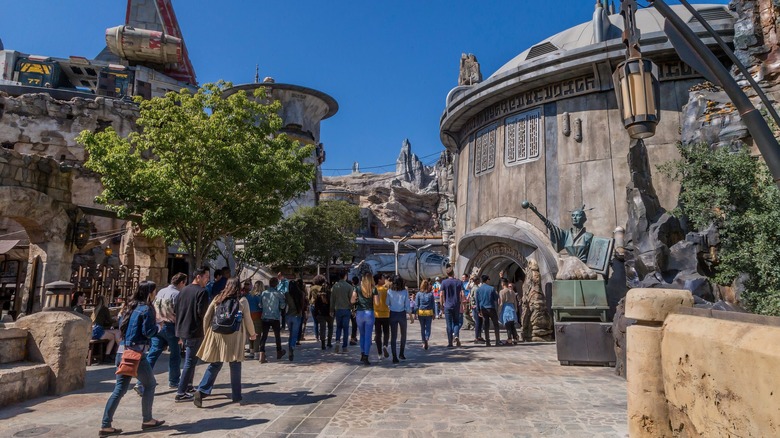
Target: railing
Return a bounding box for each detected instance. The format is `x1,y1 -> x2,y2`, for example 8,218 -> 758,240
70,264 -> 140,306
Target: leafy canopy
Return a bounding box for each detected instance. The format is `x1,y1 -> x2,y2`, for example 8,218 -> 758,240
78,81 -> 315,267
659,143 -> 780,315
237,200 -> 361,271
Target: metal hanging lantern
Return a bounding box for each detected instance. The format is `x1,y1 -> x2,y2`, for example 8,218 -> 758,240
613,57 -> 661,139
73,217 -> 91,249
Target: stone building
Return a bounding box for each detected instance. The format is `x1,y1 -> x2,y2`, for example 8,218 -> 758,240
439,4 -> 736,291
0,3 -> 338,317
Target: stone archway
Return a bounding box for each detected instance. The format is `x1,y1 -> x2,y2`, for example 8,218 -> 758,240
456,217 -> 559,291
466,242 -> 528,289
0,187 -> 76,313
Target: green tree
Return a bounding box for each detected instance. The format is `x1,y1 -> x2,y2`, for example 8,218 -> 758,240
659,143 -> 780,315
78,81 -> 315,268
237,200 -> 361,274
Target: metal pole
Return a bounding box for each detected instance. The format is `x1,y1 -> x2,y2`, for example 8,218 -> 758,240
416,249 -> 421,288
394,241 -> 399,276
651,0 -> 780,187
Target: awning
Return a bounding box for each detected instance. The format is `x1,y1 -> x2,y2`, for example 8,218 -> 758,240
0,240 -> 20,255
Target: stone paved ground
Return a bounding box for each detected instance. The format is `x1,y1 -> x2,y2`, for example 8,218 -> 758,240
0,320 -> 627,437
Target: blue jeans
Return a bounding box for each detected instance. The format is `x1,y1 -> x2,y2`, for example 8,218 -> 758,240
177,337 -> 202,396
473,308 -> 483,340
434,301 -> 441,317
286,315 -> 302,351
418,316 -> 433,342
197,361 -> 242,401
144,322 -> 180,387
389,311 -> 407,358
355,310 -> 375,355
334,309 -> 351,348
102,350 -> 156,427
445,308 -> 461,345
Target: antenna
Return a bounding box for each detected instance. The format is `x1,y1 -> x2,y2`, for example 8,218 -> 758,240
254,64 -> 259,84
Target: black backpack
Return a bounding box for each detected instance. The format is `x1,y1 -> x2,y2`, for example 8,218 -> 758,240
211,297 -> 242,334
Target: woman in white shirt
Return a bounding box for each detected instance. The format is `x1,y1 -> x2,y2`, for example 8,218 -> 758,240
385,275 -> 411,364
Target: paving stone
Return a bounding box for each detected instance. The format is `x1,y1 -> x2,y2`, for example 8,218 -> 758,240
0,320 -> 627,437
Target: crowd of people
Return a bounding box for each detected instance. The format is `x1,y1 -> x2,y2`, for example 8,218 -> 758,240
94,265 -> 524,437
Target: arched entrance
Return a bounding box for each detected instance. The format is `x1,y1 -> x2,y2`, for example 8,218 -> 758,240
0,187 -> 76,313
456,217 -> 558,292
467,243 -> 527,291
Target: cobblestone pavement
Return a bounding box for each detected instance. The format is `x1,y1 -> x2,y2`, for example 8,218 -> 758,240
0,320 -> 627,437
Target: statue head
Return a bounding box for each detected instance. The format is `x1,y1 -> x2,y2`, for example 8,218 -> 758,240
570,205 -> 587,228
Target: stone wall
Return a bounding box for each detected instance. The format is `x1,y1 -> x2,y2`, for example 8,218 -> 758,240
625,288 -> 780,437
0,92 -> 138,163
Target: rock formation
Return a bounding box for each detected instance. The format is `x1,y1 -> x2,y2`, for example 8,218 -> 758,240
520,260 -> 553,341
323,140 -> 454,238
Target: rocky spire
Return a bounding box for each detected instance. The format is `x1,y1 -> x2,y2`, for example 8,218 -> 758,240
395,139 -> 424,188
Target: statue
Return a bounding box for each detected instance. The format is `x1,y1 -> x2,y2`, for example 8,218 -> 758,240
352,161 -> 360,174
458,53 -> 482,86
522,201 -> 593,263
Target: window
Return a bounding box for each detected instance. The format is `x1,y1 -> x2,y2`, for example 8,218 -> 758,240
505,108 -> 542,167
473,124 -> 497,177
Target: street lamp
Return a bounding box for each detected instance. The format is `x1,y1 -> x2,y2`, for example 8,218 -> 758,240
404,243 -> 432,288
613,0 -> 661,139
383,235 -> 410,276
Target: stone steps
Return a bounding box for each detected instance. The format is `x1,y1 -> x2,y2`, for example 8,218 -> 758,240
0,361 -> 50,407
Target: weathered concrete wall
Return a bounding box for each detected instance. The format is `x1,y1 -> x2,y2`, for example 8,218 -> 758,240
661,312 -> 780,437
625,289 -> 780,437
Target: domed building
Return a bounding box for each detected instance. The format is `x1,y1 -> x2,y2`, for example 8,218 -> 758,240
439,3 -> 735,289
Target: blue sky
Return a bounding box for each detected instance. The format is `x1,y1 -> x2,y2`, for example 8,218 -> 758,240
1,0 -> 727,176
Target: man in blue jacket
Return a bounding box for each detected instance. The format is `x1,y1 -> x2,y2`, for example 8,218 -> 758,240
475,274 -> 501,346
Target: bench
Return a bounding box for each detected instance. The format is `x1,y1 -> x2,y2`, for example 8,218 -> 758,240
87,339 -> 110,366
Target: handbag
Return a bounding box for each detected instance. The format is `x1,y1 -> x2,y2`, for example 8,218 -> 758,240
115,348 -> 143,377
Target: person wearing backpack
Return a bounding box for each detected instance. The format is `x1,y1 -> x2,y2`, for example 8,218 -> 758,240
192,278 -> 256,407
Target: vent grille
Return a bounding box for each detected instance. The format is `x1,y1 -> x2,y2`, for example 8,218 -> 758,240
688,7 -> 733,23
526,42 -> 559,60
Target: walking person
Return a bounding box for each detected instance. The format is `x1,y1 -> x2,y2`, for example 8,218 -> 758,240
311,275 -> 333,350
308,281 -> 320,343
276,272 -> 289,330
134,273 -> 187,396
432,277 -> 442,318
349,276 -> 359,346
373,273 -> 390,360
469,275 -> 485,343
258,277 -> 286,362
415,280 -> 435,350
352,273 -> 378,365
193,278 -> 256,407
285,280 -> 305,361
174,267 -> 210,402
499,278 -> 520,345
246,281 -> 264,359
330,272 -> 353,354
476,274 -> 501,346
386,275 -> 411,363
441,267 -> 465,347
99,281 -> 164,437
